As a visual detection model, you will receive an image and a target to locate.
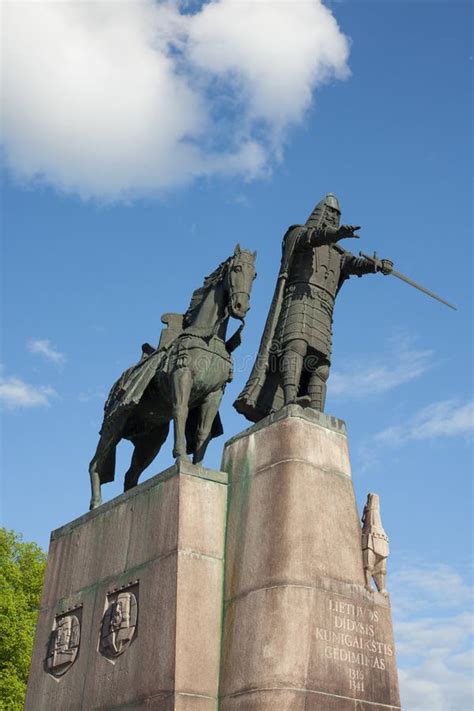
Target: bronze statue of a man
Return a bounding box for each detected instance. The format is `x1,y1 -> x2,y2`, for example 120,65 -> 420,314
234,193 -> 393,421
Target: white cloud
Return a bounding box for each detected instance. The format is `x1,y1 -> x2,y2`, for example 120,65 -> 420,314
28,338 -> 66,365
390,563 -> 474,711
398,655 -> 474,711
391,564 -> 473,615
375,399 -> 474,446
331,339 -> 433,398
1,0 -> 350,200
0,375 -> 58,408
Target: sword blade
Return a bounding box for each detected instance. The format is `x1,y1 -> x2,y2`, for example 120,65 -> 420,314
391,270 -> 457,310
359,251 -> 457,311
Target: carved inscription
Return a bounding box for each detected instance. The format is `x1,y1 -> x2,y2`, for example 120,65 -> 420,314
316,598 -> 393,694
43,684 -> 82,706
99,666 -> 130,684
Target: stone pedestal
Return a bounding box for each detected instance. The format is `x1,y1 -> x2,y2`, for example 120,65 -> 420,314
25,461 -> 228,711
27,406 -> 400,710
219,405 -> 401,710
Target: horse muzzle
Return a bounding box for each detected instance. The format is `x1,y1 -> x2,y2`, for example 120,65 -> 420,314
230,295 -> 249,320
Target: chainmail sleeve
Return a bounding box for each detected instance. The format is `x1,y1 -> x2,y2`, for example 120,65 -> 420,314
305,225 -> 339,247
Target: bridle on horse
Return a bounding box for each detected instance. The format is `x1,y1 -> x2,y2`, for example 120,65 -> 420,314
212,254 -> 254,348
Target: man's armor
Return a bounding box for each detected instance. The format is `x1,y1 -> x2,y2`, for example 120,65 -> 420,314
276,241 -> 341,359
275,238 -> 376,358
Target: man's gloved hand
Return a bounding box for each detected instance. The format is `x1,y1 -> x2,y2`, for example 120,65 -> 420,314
337,225 -> 361,239
379,259 -> 394,275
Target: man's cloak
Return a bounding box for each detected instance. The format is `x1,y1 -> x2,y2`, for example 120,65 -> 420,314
233,225 -> 306,422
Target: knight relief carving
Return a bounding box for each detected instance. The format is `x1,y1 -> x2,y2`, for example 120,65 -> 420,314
100,585 -> 138,658
361,493 -> 389,597
45,610 -> 81,676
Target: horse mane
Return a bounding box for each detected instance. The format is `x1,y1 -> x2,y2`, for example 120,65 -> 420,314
183,259 -> 230,327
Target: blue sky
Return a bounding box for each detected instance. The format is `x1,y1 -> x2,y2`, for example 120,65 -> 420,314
1,1 -> 472,708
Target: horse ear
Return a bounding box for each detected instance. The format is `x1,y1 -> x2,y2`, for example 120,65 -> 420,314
235,243 -> 241,254
253,250 -> 257,258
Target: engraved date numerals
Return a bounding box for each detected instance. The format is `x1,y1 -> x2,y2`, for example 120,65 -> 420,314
349,668 -> 365,693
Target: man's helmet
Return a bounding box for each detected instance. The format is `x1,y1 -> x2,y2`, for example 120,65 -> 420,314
306,193 -> 341,230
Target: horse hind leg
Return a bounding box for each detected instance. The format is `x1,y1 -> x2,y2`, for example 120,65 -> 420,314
89,460 -> 102,511
88,424 -> 120,510
89,445 -> 116,510
124,423 -> 170,492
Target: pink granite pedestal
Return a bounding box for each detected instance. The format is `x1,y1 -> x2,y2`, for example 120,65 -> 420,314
219,405 -> 401,711
26,405 -> 401,710
25,461 -> 228,711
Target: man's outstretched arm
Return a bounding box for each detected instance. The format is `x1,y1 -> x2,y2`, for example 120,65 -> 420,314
296,223 -> 361,249
342,251 -> 393,277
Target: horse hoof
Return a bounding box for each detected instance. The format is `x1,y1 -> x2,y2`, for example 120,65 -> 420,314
175,454 -> 190,465
89,498 -> 102,511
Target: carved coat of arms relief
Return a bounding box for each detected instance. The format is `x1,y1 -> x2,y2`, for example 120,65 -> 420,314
100,584 -> 138,658
45,610 -> 81,676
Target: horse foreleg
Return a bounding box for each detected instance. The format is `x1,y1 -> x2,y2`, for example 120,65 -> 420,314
193,388 -> 224,465
124,424 -> 170,492
171,368 -> 193,462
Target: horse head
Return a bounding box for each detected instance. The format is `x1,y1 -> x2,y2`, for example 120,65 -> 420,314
226,244 -> 257,320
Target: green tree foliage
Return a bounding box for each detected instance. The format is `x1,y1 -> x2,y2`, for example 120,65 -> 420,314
0,529 -> 46,711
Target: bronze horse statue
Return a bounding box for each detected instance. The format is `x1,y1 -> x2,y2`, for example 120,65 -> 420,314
89,245 -> 257,509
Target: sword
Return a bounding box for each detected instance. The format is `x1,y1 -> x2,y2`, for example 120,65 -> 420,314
359,251 -> 457,311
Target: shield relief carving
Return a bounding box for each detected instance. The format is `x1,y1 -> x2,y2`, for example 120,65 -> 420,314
99,582 -> 138,659
45,608 -> 82,677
